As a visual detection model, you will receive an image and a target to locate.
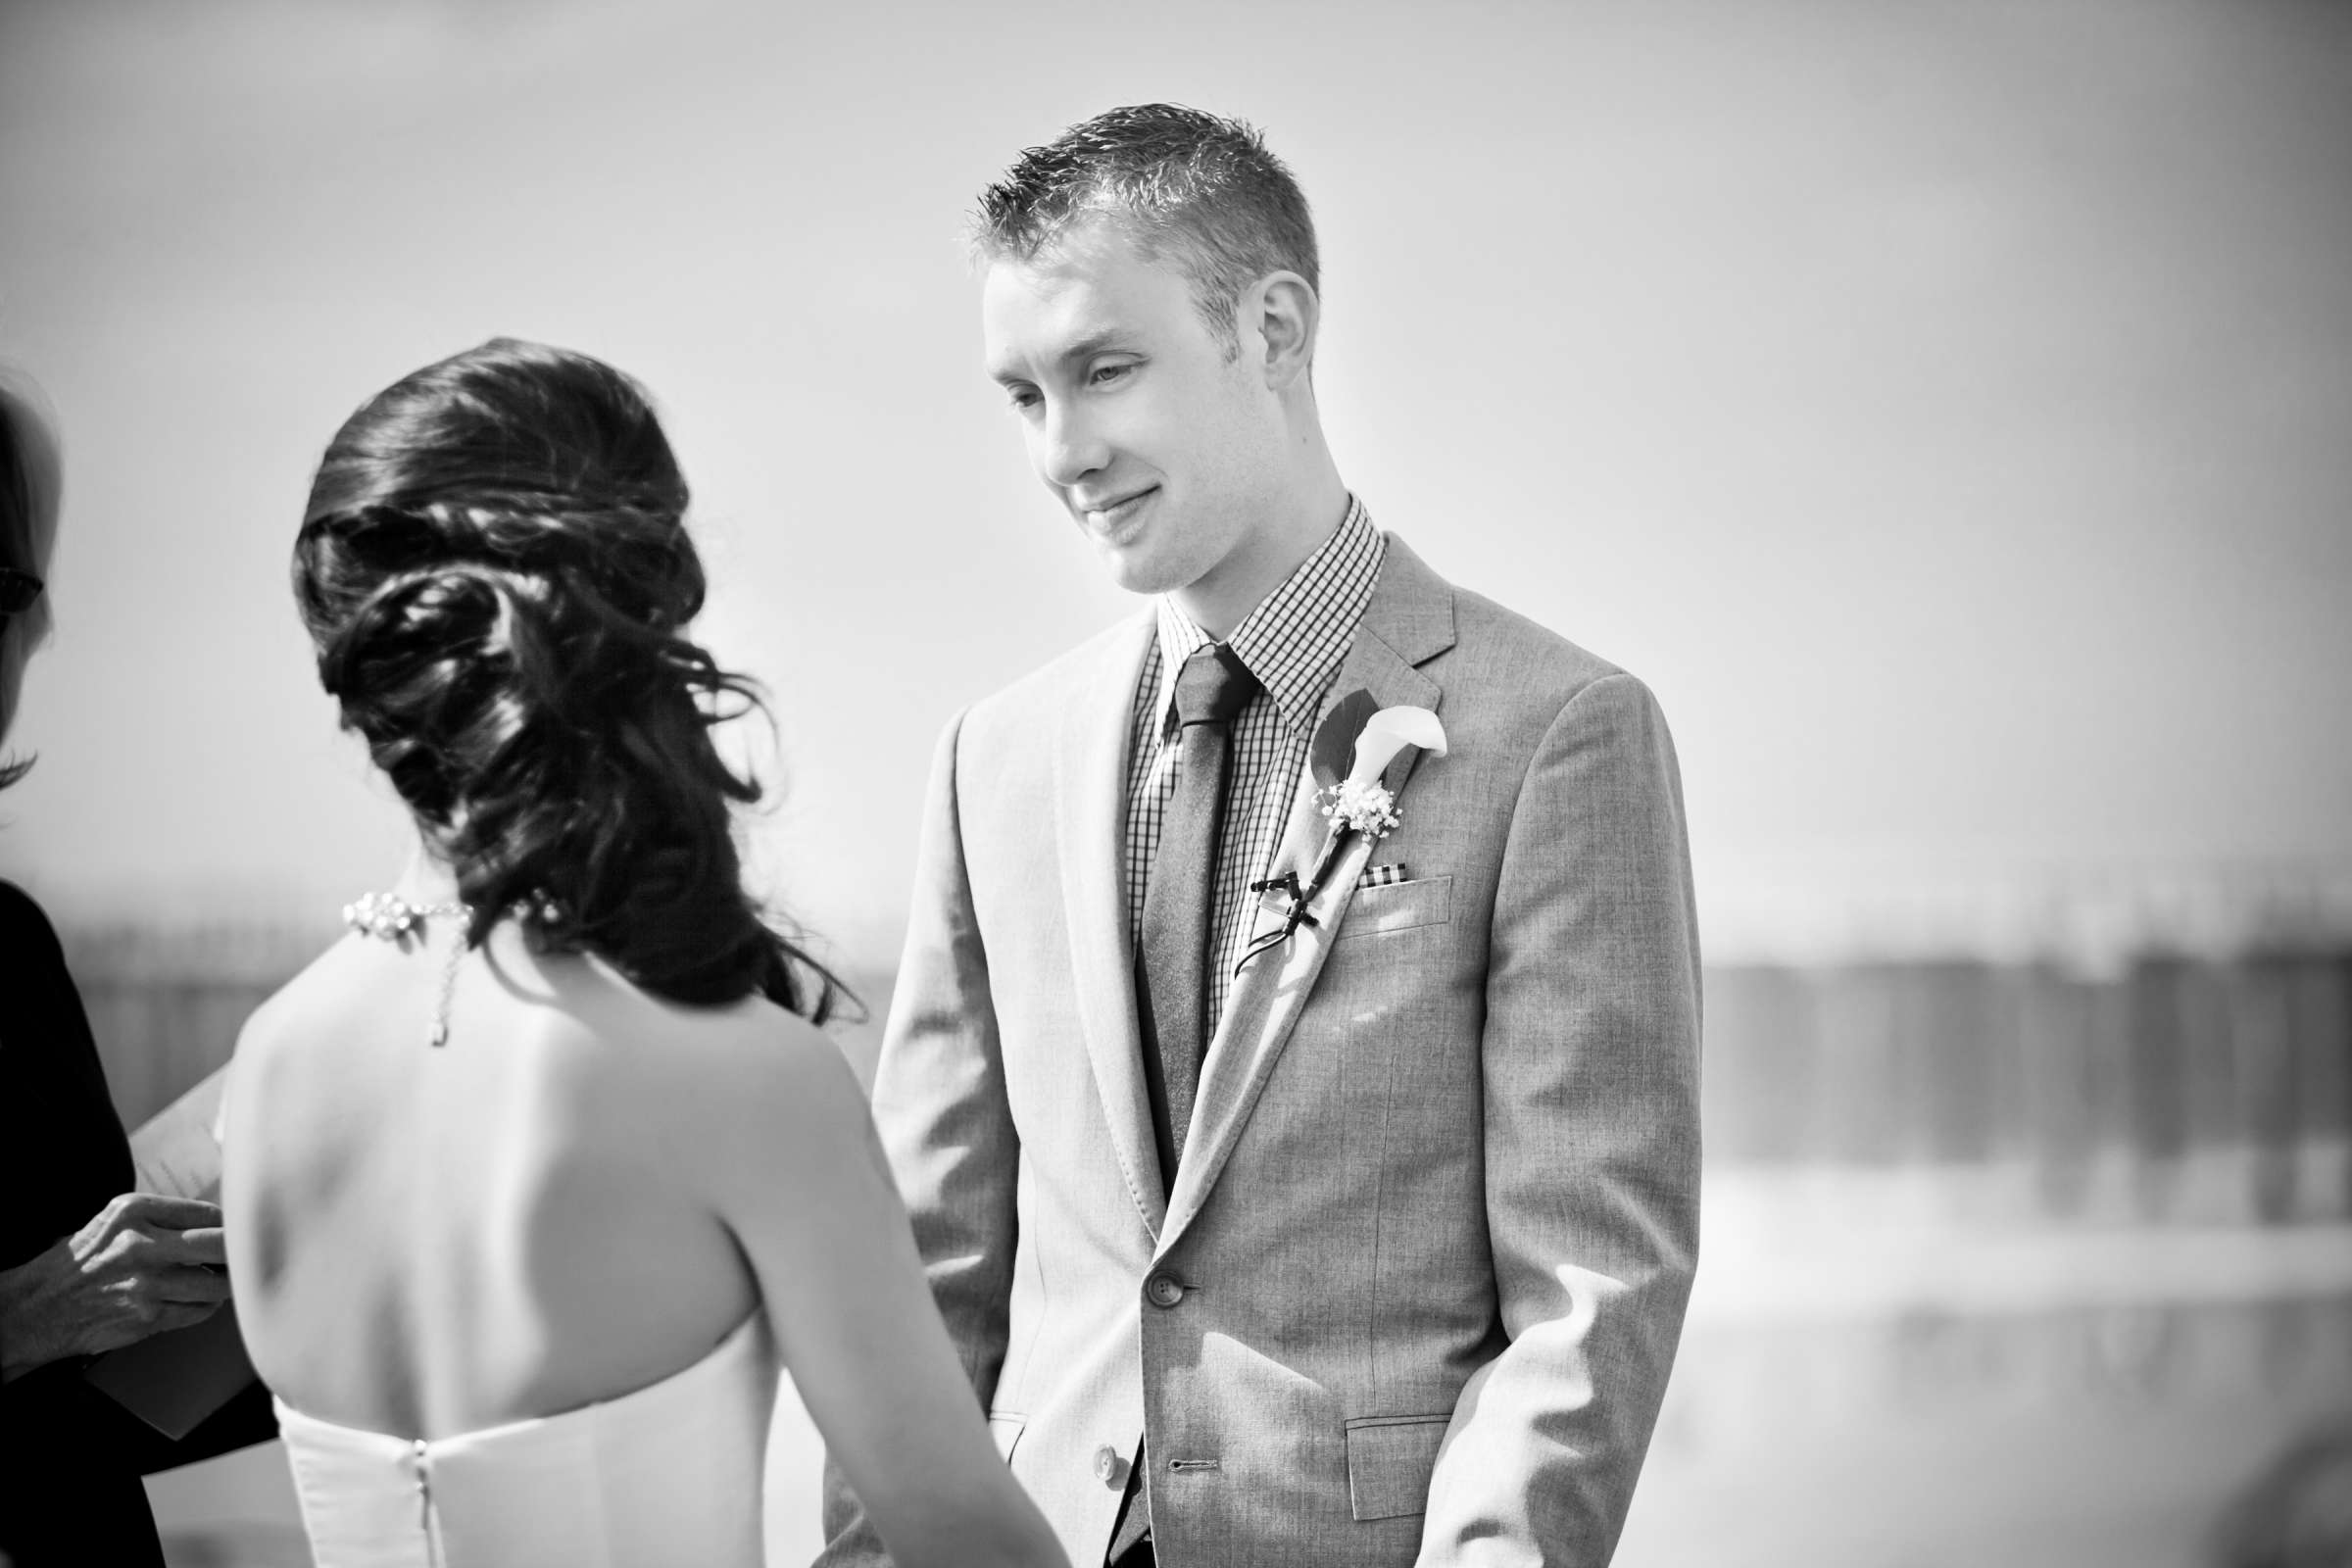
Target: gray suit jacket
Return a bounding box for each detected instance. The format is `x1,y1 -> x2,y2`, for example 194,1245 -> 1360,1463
821,536 -> 1700,1566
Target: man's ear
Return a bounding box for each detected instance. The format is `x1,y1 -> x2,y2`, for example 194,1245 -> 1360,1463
1251,271 -> 1318,390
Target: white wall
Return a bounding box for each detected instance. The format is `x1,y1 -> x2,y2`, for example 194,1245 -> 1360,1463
3,0 -> 2347,965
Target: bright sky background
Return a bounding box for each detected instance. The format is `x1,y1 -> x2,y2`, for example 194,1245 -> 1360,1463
2,0 -> 2347,967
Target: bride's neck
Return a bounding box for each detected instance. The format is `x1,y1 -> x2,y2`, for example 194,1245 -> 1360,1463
391,839 -> 464,907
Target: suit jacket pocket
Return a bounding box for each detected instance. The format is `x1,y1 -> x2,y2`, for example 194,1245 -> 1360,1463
1344,1413 -> 1449,1520
987,1409 -> 1025,1463
1334,875 -> 1452,942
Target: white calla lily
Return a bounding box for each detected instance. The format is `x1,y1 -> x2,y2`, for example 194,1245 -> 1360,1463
1345,706 -> 1447,788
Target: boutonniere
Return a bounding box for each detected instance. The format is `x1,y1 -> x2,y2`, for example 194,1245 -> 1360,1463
1241,695 -> 1447,970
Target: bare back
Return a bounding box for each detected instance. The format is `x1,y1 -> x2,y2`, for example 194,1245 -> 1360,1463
223,921 -> 778,1440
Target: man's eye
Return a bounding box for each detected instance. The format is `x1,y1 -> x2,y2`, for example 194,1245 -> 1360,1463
1006,387 -> 1041,413
1089,362 -> 1135,386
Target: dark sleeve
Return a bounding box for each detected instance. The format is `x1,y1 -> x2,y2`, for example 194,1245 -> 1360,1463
0,880 -> 135,1270
113,1377 -> 279,1476
0,883 -> 170,1568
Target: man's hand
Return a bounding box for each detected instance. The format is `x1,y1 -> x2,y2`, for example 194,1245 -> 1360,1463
0,1194 -> 230,1382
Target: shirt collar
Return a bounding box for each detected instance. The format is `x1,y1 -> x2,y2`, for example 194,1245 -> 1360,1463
1149,494 -> 1386,740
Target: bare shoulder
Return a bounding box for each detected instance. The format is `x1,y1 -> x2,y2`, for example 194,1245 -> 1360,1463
221,933 -> 410,1157
660,995 -> 859,1098
229,933 -> 374,1070
630,995 -> 876,1189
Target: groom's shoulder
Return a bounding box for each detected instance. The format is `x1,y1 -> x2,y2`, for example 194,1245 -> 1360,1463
1399,539 -> 1635,717
1419,574 -> 1682,808
1453,586 -> 1629,704
960,612 -> 1149,737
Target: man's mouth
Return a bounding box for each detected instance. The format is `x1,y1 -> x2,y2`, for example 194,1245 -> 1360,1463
1076,486 -> 1156,530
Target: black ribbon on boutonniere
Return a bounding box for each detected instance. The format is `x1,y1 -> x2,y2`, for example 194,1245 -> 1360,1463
1240,871 -> 1319,973
1235,687 -> 1385,975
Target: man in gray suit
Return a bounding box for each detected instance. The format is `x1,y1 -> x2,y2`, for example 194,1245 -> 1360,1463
822,103 -> 1701,1567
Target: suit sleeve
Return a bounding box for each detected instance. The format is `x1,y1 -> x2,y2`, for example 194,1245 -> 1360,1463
817,710 -> 1021,1566
1419,672 -> 1703,1565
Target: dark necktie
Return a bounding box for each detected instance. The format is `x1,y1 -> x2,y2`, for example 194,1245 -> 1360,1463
1136,642 -> 1260,1190
1116,643 -> 1258,1562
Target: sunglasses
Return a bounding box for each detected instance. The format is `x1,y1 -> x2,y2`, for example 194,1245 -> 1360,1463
0,566 -> 42,615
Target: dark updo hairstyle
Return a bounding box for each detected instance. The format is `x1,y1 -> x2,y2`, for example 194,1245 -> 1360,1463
294,337 -> 842,1020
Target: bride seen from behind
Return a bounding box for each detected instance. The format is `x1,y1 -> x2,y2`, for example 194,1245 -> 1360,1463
221,338 -> 1067,1568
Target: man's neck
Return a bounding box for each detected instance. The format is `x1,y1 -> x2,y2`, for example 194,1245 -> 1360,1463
1170,470 -> 1351,641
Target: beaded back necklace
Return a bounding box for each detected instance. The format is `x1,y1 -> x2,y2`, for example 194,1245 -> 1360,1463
342,891 -> 472,1048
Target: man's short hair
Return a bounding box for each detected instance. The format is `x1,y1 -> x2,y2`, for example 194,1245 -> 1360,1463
971,103 -> 1319,352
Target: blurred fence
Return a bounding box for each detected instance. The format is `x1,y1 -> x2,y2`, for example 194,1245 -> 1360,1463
57,918 -> 895,1130
1704,954 -> 2350,1225
62,916 -> 335,1132
62,890 -> 2352,1228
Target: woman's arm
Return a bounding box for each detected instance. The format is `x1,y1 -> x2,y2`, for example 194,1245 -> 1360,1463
700,1021 -> 1068,1568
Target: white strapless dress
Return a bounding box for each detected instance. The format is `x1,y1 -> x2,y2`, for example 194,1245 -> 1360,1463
273,1313 -> 775,1567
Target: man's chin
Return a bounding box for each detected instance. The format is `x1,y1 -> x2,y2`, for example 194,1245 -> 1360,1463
1093,538 -> 1186,598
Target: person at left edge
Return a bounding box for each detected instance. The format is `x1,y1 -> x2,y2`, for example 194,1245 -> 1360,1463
0,377 -> 277,1568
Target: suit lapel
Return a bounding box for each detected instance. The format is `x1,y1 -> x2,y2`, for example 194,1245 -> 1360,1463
1054,612 -> 1167,1239
1159,537 -> 1457,1253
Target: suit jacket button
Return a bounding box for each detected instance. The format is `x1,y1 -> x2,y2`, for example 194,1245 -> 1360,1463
1145,1272 -> 1185,1308
1093,1445 -> 1125,1486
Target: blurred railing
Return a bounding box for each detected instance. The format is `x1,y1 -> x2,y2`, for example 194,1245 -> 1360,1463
56,916 -> 894,1130
1704,954 -> 2350,1226
58,872 -> 2352,1214
61,916 -> 334,1132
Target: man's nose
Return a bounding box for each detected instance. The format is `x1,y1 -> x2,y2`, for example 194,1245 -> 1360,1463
1036,402 -> 1109,489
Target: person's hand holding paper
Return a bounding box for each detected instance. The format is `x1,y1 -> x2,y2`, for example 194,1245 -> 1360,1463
0,1194 -> 229,1379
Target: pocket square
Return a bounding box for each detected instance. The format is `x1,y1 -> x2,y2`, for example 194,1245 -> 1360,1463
1356,862 -> 1409,889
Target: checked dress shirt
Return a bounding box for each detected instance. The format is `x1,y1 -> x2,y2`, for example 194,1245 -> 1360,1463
1121,495 -> 1386,1070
